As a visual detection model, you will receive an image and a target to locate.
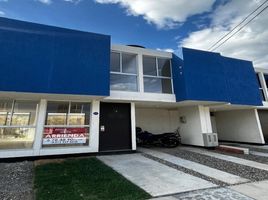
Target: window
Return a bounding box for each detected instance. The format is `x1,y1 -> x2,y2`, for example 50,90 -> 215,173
256,73 -> 265,101
143,56 -> 173,94
42,102 -> 90,147
110,52 -> 138,91
0,100 -> 38,149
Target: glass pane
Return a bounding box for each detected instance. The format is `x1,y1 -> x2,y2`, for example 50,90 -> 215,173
260,89 -> 265,101
144,77 -> 172,94
0,100 -> 12,126
69,103 -> 90,125
265,74 -> 268,88
143,56 -> 157,76
144,77 -> 162,93
46,102 -> 69,125
42,127 -> 89,147
0,128 -> 35,149
11,101 -> 38,126
162,79 -> 173,94
158,58 -> 171,77
110,74 -> 138,91
256,73 -> 261,88
110,52 -> 120,72
122,53 -> 137,74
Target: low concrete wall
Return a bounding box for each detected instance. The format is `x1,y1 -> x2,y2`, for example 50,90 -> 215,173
215,109 -> 265,144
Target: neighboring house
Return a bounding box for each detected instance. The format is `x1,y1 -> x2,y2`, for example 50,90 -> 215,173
0,17 -> 266,158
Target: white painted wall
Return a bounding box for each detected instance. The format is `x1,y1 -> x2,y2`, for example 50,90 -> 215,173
178,106 -> 205,146
211,115 -> 217,133
136,105 -> 214,146
136,108 -> 180,134
215,109 -> 265,144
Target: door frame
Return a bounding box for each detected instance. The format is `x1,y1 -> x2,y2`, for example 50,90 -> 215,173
98,102 -> 136,152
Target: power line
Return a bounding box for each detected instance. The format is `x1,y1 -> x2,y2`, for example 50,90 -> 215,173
211,4 -> 268,51
208,0 -> 268,51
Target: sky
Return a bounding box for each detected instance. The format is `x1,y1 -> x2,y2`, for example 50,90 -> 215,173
0,0 -> 267,68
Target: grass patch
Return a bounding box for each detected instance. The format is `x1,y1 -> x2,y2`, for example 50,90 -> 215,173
34,157 -> 150,200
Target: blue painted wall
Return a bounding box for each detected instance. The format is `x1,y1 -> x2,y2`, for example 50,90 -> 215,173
171,54 -> 185,101
0,17 -> 110,96
172,48 -> 262,106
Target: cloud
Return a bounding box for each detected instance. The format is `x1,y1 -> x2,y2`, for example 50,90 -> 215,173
180,0 -> 268,69
37,0 -> 52,4
95,0 -> 216,29
0,11 -> 5,15
156,48 -> 175,53
36,0 -> 81,4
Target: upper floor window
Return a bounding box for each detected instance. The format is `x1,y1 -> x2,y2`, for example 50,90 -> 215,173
110,52 -> 138,92
143,56 -> 172,94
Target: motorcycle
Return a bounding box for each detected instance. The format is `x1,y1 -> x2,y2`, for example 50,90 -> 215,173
136,127 -> 181,148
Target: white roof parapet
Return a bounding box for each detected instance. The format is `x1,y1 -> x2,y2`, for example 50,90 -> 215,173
255,67 -> 268,74
111,44 -> 172,58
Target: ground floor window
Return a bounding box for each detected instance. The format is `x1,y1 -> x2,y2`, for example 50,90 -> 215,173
42,101 -> 90,147
0,100 -> 38,149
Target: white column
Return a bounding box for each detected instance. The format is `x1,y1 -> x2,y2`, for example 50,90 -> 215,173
255,109 -> 266,144
33,99 -> 47,156
90,100 -> 100,152
137,53 -> 144,92
131,102 -> 137,150
199,105 -> 213,133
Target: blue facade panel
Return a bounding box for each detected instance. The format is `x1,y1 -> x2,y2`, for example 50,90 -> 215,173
171,54 -> 186,101
0,17 -> 110,96
173,48 -> 262,106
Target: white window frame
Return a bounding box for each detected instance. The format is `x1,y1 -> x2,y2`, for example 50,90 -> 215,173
0,100 -> 39,149
143,55 -> 174,94
110,51 -> 139,92
42,101 -> 91,147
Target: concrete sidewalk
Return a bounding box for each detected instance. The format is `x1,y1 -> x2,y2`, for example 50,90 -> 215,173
230,180 -> 268,200
97,153 -> 216,197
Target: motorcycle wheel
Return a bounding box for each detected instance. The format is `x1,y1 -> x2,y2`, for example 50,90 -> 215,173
161,138 -> 180,148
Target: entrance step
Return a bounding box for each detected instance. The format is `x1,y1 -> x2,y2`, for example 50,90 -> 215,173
217,145 -> 249,154
140,148 -> 249,185
97,153 -> 216,197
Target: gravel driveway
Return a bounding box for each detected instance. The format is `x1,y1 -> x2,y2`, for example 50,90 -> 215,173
0,161 -> 34,200
157,147 -> 268,182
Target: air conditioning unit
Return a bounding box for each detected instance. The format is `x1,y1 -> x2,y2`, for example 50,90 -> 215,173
202,133 -> 218,147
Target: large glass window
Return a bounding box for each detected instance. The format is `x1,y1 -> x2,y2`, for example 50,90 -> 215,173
110,52 -> 138,92
0,100 -> 38,149
143,56 -> 173,94
42,102 -> 90,147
